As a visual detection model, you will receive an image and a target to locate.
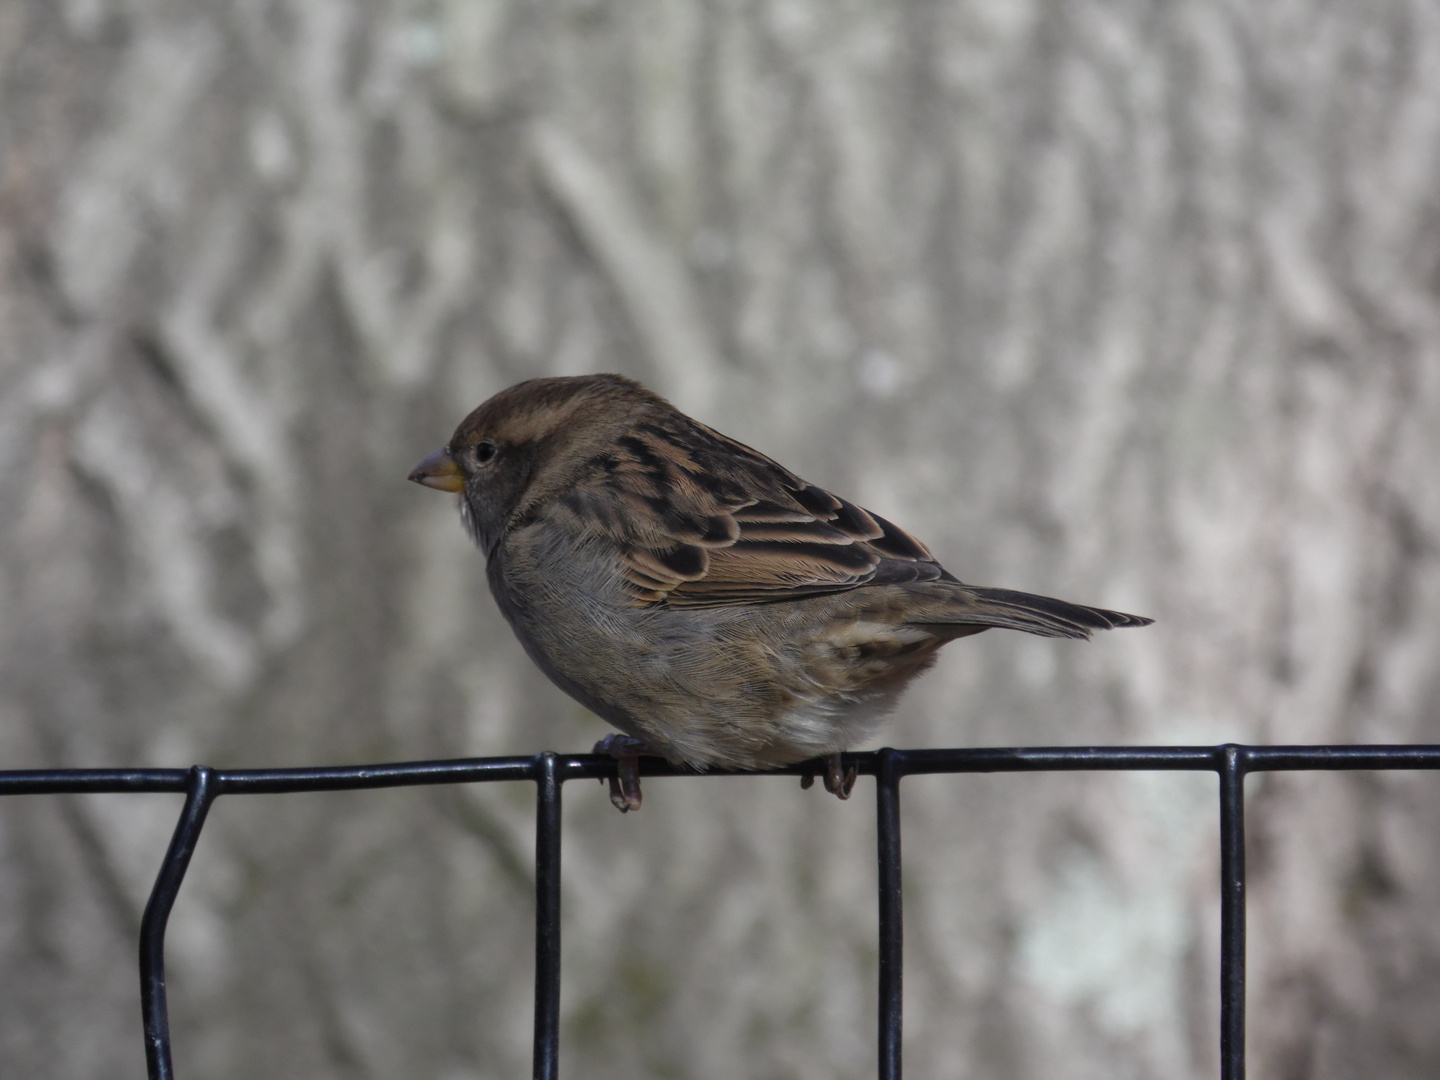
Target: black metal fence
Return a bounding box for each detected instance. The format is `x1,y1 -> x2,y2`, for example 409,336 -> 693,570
5,743 -> 1440,1079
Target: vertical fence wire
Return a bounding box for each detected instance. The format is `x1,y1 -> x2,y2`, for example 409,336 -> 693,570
1218,746 -> 1248,1080
533,754 -> 563,1080
139,766 -> 218,1080
875,749 -> 904,1080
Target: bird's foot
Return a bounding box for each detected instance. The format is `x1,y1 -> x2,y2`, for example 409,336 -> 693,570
821,752 -> 857,800
593,734 -> 648,812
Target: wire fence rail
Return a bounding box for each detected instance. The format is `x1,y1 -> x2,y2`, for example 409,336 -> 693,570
5,743 -> 1440,1080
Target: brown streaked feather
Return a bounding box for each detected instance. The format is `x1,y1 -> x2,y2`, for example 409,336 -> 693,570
554,411 -> 950,608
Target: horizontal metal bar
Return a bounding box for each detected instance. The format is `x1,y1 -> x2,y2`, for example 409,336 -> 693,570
1244,745 -> 1440,770
886,746 -> 1222,773
5,745 -> 1440,798
212,757 -> 541,793
0,769 -> 190,794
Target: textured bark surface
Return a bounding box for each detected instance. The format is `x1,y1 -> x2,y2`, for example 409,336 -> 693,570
3,1 -> 1440,1077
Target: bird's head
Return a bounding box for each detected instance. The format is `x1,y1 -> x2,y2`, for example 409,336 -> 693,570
408,373 -> 665,555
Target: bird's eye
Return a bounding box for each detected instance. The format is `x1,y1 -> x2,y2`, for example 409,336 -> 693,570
473,440 -> 498,465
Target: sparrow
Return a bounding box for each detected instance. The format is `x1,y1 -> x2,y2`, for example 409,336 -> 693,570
410,374 -> 1151,811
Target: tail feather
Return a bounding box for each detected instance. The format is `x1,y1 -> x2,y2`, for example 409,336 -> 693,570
918,586 -> 1153,640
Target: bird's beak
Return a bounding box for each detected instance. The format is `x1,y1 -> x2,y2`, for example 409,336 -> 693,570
408,448 -> 465,493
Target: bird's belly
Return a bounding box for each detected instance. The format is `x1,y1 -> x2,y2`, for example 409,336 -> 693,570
489,537 -> 943,769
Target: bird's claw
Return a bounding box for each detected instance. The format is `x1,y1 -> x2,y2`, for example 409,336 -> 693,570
606,763 -> 642,813
823,753 -> 857,800
594,734 -> 647,812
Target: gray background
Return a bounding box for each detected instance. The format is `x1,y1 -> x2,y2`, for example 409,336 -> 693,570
3,1 -> 1440,1077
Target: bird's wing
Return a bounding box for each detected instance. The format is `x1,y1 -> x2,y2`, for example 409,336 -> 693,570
556,417 -> 954,607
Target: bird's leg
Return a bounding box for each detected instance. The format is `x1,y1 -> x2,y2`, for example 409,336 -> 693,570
822,753 -> 857,800
593,734 -> 648,812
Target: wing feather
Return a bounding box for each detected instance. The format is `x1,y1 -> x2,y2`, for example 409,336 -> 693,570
558,416 -> 947,608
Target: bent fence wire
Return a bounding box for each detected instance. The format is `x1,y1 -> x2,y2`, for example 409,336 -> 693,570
5,744 -> 1440,1079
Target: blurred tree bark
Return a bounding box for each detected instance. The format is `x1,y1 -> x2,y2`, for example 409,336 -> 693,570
3,1 -> 1440,1077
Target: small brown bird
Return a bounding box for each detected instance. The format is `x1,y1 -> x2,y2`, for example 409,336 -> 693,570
410,374 -> 1151,810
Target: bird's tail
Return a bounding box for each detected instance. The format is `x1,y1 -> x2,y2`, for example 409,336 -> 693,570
917,586 -> 1153,640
